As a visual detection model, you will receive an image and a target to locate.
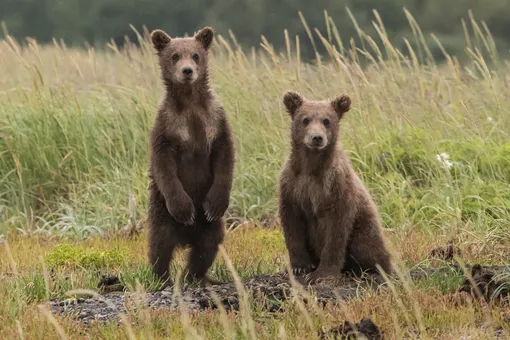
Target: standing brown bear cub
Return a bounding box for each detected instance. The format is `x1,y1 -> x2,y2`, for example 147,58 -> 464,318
147,27 -> 235,287
279,92 -> 392,284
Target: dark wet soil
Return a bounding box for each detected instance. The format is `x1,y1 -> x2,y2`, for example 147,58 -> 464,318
458,264 -> 510,302
50,264 -> 509,326
50,272 -> 373,325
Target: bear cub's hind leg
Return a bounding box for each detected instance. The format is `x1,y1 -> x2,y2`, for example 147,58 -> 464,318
184,219 -> 225,286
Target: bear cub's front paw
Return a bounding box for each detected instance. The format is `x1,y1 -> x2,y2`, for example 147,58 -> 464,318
166,195 -> 196,226
203,189 -> 229,222
304,267 -> 341,285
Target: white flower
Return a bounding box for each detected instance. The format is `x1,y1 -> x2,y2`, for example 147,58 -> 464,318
436,152 -> 450,160
436,152 -> 453,169
487,116 -> 493,122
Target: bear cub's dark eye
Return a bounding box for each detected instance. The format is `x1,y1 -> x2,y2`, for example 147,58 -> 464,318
172,54 -> 180,63
192,53 -> 200,63
323,118 -> 330,127
303,118 -> 310,126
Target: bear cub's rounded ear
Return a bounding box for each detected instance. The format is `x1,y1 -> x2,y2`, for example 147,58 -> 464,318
195,27 -> 215,50
283,91 -> 304,118
331,95 -> 351,119
151,29 -> 171,52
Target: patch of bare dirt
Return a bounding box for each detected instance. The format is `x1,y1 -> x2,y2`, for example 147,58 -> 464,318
50,272 -> 375,325
50,264 -> 510,326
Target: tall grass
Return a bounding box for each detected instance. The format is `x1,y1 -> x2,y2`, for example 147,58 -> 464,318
0,10 -> 509,239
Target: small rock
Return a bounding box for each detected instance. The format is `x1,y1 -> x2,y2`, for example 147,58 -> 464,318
479,321 -> 491,330
59,299 -> 71,306
98,275 -> 125,293
98,275 -> 121,287
429,244 -> 462,261
319,317 -> 383,340
479,322 -> 505,338
101,284 -> 126,293
494,327 -> 504,338
161,290 -> 173,297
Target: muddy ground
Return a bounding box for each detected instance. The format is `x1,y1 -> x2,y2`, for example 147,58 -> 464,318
50,264 -> 509,326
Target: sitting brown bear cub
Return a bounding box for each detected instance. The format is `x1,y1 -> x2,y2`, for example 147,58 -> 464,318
147,27 -> 235,287
278,91 -> 392,284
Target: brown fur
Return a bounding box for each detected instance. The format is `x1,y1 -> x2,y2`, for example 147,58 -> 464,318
278,91 -> 392,284
147,27 -> 235,287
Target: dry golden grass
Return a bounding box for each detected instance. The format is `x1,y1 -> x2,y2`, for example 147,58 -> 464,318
1,226 -> 509,339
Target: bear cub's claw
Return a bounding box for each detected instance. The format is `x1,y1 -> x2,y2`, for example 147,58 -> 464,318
305,268 -> 337,285
184,213 -> 196,226
166,198 -> 196,226
203,191 -> 229,222
292,265 -> 316,276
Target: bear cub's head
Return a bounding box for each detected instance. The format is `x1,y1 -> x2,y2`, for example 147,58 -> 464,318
283,91 -> 351,151
150,27 -> 214,85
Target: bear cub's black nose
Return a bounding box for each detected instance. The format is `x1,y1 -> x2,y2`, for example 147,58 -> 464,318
182,68 -> 193,75
312,135 -> 323,143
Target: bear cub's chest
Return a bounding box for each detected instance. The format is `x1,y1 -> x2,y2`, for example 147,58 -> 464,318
171,112 -> 219,153
291,173 -> 334,215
